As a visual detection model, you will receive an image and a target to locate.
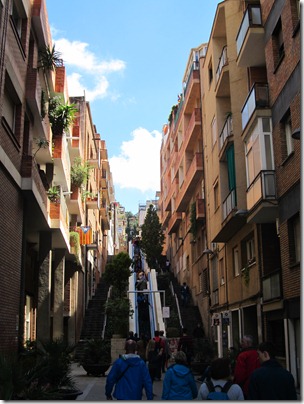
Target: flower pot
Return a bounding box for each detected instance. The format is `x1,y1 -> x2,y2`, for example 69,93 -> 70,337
82,363 -> 110,377
58,389 -> 83,400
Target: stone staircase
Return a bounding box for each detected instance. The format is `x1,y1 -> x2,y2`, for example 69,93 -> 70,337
75,277 -> 110,360
169,274 -> 202,336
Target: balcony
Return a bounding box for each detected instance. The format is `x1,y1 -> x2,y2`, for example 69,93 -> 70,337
196,198 -> 206,222
241,83 -> 269,130
176,153 -> 203,212
68,185 -> 85,224
246,170 -> 278,223
183,62 -> 200,114
219,114 -> 233,159
236,4 -> 265,67
86,194 -> 99,210
184,108 -> 202,151
100,201 -> 110,230
100,140 -> 108,160
32,0 -> 52,47
48,187 -> 70,248
167,211 -> 182,235
262,270 -> 281,302
215,46 -> 230,97
164,177 -> 178,212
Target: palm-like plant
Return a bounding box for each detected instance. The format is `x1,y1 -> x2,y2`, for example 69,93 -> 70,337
48,96 -> 78,136
38,44 -> 62,71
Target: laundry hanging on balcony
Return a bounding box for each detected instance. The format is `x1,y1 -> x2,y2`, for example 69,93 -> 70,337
75,226 -> 93,245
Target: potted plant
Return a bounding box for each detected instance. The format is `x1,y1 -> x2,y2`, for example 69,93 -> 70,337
80,338 -> 111,377
48,96 -> 78,137
71,157 -> 91,188
38,44 -> 62,71
47,186 -> 60,203
0,339 -> 82,400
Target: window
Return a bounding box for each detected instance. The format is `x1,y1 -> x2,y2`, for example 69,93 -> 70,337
211,116 -> 217,146
273,18 -> 284,68
208,60 -> 213,85
233,246 -> 240,276
2,73 -> 21,141
241,232 -> 256,267
11,0 -> 22,38
245,118 -> 274,187
213,182 -> 219,211
219,258 -> 225,285
202,269 -> 209,297
281,111 -> 294,159
288,214 -> 300,264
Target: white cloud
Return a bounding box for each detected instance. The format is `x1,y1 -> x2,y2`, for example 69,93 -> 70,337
52,38 -> 125,101
109,128 -> 162,192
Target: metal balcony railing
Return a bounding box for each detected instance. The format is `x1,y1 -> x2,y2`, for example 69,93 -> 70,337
236,4 -> 262,55
241,83 -> 269,129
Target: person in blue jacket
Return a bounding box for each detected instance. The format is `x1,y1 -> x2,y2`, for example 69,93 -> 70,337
161,350 -> 198,400
105,339 -> 153,400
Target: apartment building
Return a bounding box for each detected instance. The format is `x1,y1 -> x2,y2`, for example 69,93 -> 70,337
160,0 -> 300,387
0,0 -> 113,351
259,0 -> 300,385
159,43 -> 209,332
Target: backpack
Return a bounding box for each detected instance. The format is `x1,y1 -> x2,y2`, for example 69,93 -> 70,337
205,380 -> 233,400
154,337 -> 162,354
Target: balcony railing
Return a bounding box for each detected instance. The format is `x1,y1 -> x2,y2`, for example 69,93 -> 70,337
222,188 -> 236,221
219,114 -> 233,151
236,5 -> 262,56
241,83 -> 269,129
262,270 -> 281,301
247,170 -> 276,210
216,46 -> 228,83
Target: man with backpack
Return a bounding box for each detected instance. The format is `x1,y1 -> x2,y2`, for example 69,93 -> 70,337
197,357 -> 244,400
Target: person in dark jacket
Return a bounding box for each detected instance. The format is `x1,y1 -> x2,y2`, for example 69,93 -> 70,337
233,335 -> 260,398
105,339 -> 153,400
161,351 -> 198,400
248,341 -> 297,400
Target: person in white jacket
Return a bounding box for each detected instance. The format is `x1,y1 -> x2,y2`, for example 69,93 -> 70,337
197,357 -> 244,400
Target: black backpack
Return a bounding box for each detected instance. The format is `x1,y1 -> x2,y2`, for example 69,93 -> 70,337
205,380 -> 233,400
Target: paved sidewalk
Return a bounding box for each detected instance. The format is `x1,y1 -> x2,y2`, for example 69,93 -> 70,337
72,362 -> 164,401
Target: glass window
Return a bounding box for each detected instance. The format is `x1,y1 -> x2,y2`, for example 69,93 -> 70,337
211,116 -> 217,146
233,247 -> 240,277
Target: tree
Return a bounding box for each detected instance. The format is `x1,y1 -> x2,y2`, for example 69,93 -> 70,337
103,252 -> 132,298
140,204 -> 164,270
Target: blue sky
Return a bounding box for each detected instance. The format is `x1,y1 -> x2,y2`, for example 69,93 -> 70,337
46,0 -> 220,213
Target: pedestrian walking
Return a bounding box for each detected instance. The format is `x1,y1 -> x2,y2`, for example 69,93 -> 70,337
161,351 -> 198,400
105,339 -> 153,400
233,335 -> 260,399
197,357 -> 244,400
177,328 -> 194,367
248,341 -> 297,400
180,282 -> 190,306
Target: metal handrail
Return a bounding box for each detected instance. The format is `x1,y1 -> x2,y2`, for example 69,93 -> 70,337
101,285 -> 112,339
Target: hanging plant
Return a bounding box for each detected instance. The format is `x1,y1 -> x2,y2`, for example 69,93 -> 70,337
70,232 -> 80,264
190,201 -> 197,241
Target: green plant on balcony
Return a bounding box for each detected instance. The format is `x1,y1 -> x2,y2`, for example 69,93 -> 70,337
190,201 -> 197,242
48,96 -> 78,136
47,186 -> 60,203
38,44 -> 62,71
71,157 -> 91,188
33,138 -> 49,159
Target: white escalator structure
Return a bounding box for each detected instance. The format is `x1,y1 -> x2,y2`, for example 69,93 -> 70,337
128,241 -> 165,338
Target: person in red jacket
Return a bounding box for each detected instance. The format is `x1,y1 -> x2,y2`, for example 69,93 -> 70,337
233,335 -> 260,399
